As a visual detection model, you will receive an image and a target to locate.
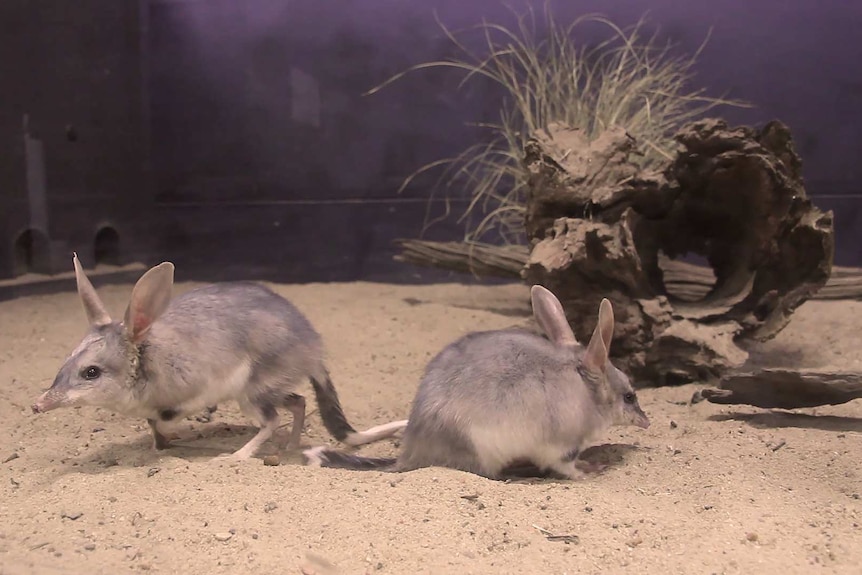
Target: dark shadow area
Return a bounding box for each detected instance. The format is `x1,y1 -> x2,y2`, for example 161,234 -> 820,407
450,303 -> 532,317
153,200 -> 521,286
60,419 -> 294,477
709,410 -> 862,433
13,228 -> 50,276
499,443 -> 642,481
93,226 -> 121,266
738,343 -> 807,369
401,298 -> 532,318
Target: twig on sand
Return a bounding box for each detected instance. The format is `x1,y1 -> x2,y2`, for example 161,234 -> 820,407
533,524 -> 580,544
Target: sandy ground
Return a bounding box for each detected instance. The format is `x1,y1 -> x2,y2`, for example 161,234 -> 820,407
0,279 -> 860,575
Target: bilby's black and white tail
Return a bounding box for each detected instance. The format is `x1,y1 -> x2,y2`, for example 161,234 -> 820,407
309,371 -> 408,446
303,446 -> 398,471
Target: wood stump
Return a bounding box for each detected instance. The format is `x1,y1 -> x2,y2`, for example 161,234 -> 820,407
521,119 -> 834,385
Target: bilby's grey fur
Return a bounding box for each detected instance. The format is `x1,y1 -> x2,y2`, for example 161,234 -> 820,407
304,285 -> 649,479
32,254 -> 407,460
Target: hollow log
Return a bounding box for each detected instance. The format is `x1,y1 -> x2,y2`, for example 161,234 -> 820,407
522,119 -> 834,382
701,369 -> 862,409
397,117 -> 836,386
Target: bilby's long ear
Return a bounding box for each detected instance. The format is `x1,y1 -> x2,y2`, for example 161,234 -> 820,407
582,298 -> 615,373
530,285 -> 577,348
123,262 -> 175,343
73,253 -> 112,328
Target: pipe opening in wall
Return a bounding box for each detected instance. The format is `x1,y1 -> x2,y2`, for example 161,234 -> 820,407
94,226 -> 121,266
13,228 -> 50,276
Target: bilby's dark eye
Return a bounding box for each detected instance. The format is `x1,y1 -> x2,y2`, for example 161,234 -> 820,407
82,366 -> 102,380
623,392 -> 636,404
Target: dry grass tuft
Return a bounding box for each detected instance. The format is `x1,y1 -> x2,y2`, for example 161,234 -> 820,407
366,4 -> 751,245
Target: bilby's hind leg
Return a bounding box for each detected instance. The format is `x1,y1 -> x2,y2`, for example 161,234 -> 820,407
546,458 -> 586,480
148,410 -> 184,450
279,393 -> 306,450
226,399 -> 280,461
544,448 -> 604,480
147,418 -> 173,450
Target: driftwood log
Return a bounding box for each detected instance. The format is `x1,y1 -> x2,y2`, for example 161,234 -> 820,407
397,118 -> 836,387
394,240 -> 862,301
701,369 -> 862,409
520,119 -> 834,384
397,239 -> 862,407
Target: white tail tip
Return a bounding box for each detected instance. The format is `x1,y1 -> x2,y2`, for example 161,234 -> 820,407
303,446 -> 329,467
344,419 -> 408,447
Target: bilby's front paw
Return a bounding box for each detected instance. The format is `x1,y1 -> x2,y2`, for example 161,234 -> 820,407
152,433 -> 179,450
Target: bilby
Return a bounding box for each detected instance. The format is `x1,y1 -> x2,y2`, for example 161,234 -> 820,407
304,285 -> 649,479
32,254 -> 406,460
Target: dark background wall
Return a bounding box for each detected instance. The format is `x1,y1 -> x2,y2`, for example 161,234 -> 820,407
0,0 -> 152,277
2,0 -> 861,283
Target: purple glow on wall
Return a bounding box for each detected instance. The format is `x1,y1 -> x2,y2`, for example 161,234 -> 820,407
149,0 -> 861,198
146,0 -> 862,270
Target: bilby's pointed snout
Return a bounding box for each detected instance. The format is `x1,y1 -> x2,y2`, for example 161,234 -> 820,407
31,389 -> 65,414
636,408 -> 651,429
